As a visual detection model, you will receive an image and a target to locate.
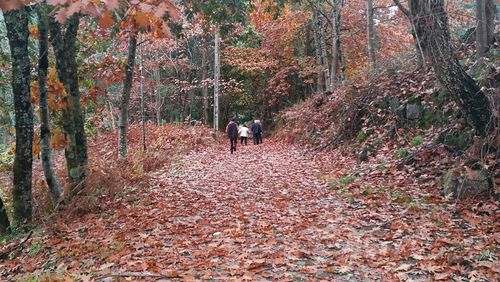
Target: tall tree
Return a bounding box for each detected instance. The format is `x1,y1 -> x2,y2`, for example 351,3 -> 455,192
49,13 -> 88,182
366,0 -> 377,73
414,0 -> 492,135
312,9 -> 325,92
476,0 -> 496,59
5,6 -> 33,226
38,5 -> 63,204
119,31 -> 138,158
0,196 -> 9,234
201,43 -> 209,124
330,0 -> 344,87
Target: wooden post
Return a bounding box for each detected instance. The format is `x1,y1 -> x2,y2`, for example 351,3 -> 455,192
214,31 -> 220,131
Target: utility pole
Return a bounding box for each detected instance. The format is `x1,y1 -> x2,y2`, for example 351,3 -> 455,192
139,33 -> 146,151
213,31 -> 220,131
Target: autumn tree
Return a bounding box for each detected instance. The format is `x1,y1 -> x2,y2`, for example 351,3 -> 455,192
4,4 -> 34,226
38,4 -> 63,204
49,12 -> 88,182
366,0 -> 376,73
413,0 -> 492,135
475,0 -> 496,60
119,30 -> 137,158
0,196 -> 9,234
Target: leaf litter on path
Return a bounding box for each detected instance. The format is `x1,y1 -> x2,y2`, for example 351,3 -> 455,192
1,141 -> 498,281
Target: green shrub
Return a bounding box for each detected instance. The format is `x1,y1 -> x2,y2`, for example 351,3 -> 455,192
356,131 -> 368,143
393,148 -> 409,158
410,135 -> 424,146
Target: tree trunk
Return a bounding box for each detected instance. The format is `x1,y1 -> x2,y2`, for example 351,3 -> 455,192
476,0 -> 496,59
0,196 -> 9,235
119,31 -> 137,158
49,14 -> 87,181
366,0 -> 377,73
139,33 -> 146,151
154,67 -> 162,125
312,9 -> 325,93
5,7 -> 33,226
330,0 -> 343,87
201,46 -> 209,124
476,0 -> 488,59
485,0 -> 496,46
38,6 -> 62,204
414,0 -> 492,136
318,11 -> 331,91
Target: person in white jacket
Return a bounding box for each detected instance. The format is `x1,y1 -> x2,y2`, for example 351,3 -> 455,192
239,124 -> 250,145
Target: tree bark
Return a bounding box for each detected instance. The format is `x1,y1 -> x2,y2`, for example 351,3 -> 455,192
49,13 -> 87,181
38,6 -> 63,204
476,0 -> 488,58
139,33 -> 146,151
414,0 -> 492,136
0,196 -> 9,235
318,11 -> 331,91
476,0 -> 496,59
366,0 -> 377,73
119,31 -> 137,158
5,7 -> 33,226
201,45 -> 209,124
485,0 -> 496,46
312,9 -> 325,93
330,0 -> 343,87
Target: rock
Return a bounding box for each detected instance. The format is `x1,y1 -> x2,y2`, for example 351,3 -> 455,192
443,168 -> 491,199
406,103 -> 422,120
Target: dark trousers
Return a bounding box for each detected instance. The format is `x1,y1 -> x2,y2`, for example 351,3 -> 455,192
240,136 -> 248,145
253,133 -> 262,145
230,138 -> 237,153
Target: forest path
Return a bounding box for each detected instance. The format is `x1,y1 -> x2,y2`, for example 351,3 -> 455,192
102,141 -> 376,280
9,141 -> 493,281
141,140 -> 360,280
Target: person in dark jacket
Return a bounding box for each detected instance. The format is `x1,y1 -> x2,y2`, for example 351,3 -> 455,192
251,120 -> 263,145
226,119 -> 238,153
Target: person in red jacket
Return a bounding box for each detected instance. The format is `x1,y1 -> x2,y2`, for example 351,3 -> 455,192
226,119 -> 238,154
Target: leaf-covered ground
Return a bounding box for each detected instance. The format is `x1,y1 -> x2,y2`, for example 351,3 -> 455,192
1,141 -> 498,281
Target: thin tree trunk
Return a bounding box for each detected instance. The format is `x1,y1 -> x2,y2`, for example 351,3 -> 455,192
0,196 -> 9,234
330,0 -> 342,87
5,6 -> 33,226
49,14 -> 87,181
139,33 -> 146,151
476,0 -> 488,59
366,0 -> 377,73
154,67 -> 162,125
38,5 -> 62,204
485,0 -> 496,46
119,31 -> 138,158
312,10 -> 325,93
201,46 -> 209,124
318,11 -> 331,91
414,0 -> 492,136
476,0 -> 496,59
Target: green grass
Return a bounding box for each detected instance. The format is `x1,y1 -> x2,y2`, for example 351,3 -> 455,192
410,135 -> 424,146
393,148 -> 409,158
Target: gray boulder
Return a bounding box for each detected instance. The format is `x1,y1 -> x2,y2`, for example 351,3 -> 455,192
443,169 -> 491,199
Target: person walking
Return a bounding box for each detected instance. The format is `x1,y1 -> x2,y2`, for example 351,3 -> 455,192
226,119 -> 238,153
251,119 -> 263,145
239,123 -> 250,145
